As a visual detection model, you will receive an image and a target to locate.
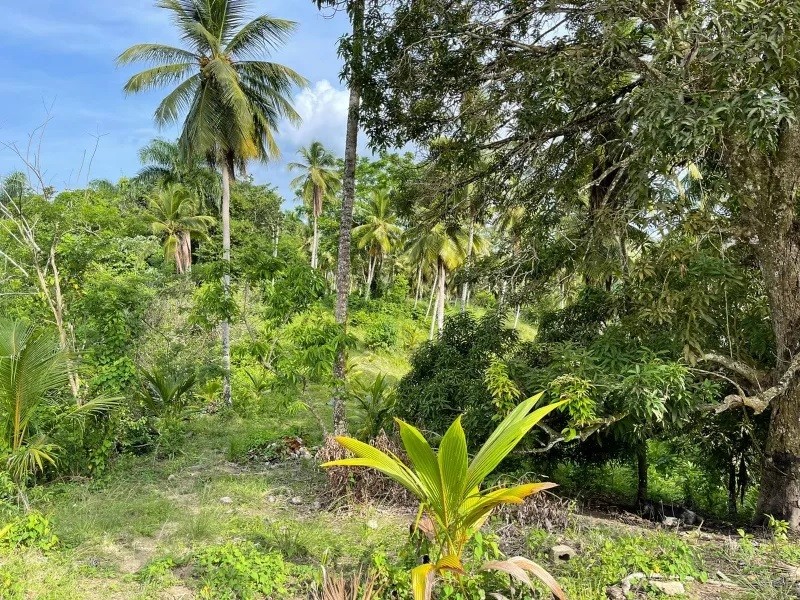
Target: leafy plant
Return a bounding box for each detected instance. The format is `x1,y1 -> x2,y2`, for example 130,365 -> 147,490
195,542 -> 287,599
348,373 -> 397,440
138,366 -> 196,420
0,320 -> 120,494
323,393 -> 566,600
0,511 -> 58,551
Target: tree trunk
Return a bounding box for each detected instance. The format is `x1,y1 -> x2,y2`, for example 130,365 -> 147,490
730,126 -> 800,528
177,231 -> 192,274
461,218 -> 475,312
728,459 -> 738,517
414,264 -> 423,308
221,159 -> 233,407
636,439 -> 648,507
311,213 -> 319,269
365,253 -> 376,299
436,257 -> 446,335
330,0 -> 365,437
273,224 -> 280,258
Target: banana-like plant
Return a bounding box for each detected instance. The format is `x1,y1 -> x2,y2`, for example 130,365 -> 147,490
323,392 -> 566,600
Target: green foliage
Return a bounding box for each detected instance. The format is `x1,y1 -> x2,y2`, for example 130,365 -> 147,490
0,512 -> 59,551
363,315 -> 398,350
347,373 -> 397,440
397,312 -> 520,445
194,542 -> 287,600
324,394 -> 565,600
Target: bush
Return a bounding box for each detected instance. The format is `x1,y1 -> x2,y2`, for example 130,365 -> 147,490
0,512 -> 59,551
195,542 -> 287,599
396,312 -> 519,445
363,316 -> 398,350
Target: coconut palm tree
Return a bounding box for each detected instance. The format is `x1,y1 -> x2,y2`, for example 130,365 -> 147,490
406,222 -> 468,338
288,141 -> 341,269
352,190 -> 402,298
146,184 -> 215,274
137,138 -> 220,211
118,0 -> 307,405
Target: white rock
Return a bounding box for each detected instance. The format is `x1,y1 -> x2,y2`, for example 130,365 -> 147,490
289,496 -> 303,505
219,496 -> 233,504
550,544 -> 577,562
650,580 -> 685,596
367,519 -> 379,530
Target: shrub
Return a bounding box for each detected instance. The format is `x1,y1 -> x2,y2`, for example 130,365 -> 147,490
363,317 -> 398,350
0,512 -> 59,551
396,312 -> 519,445
195,542 -> 287,599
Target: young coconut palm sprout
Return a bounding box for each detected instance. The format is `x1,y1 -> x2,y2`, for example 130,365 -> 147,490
0,320 -> 120,507
323,392 -> 566,600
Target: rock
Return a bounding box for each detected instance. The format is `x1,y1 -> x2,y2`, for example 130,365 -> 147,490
679,509 -> 698,526
662,516 -> 680,527
167,474 -> 176,482
367,519 -> 379,530
289,496 -> 303,505
606,585 -> 626,600
267,496 -> 276,503
219,496 -> 233,504
621,572 -> 646,594
650,580 -> 685,596
550,544 -> 576,562
785,565 -> 800,582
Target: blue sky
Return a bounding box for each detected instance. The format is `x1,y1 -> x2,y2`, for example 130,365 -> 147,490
0,0 -> 357,203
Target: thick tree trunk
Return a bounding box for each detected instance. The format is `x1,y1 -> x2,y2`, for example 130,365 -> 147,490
732,126 -> 800,528
728,459 -> 738,517
221,159 -> 233,407
330,0 -> 365,437
177,231 -> 192,274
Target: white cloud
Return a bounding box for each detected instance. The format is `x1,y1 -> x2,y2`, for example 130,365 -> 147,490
280,80 -> 351,153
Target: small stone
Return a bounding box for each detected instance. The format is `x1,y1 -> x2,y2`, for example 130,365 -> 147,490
650,580 -> 685,596
267,496 -> 276,503
219,496 -> 233,504
662,516 -> 679,527
550,544 -> 576,562
606,585 -> 625,600
167,474 -> 176,481
289,496 -> 303,505
621,572 -> 646,594
786,566 -> 800,582
367,519 -> 379,530
312,501 -> 322,511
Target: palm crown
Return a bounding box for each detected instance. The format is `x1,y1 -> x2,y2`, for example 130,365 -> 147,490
117,0 -> 307,165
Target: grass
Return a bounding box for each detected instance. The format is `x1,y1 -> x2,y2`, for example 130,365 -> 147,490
2,406 -> 800,599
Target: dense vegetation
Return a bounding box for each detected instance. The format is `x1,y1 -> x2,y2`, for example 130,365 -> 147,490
3,0 -> 800,598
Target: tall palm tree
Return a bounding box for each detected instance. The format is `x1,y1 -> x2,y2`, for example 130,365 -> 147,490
312,0 -> 366,435
137,138 -> 220,211
352,191 -> 402,298
146,184 -> 216,274
288,141 -> 341,269
406,222 -> 468,338
118,0 -> 306,405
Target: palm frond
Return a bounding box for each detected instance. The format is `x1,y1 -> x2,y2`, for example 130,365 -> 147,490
123,63 -> 196,95
116,43 -> 197,65
225,15 -> 296,58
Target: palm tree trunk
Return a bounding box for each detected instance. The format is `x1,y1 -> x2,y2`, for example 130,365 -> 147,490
177,231 -> 192,274
513,304 -> 521,329
331,0 -> 365,437
426,269 -> 438,320
221,159 -> 233,406
273,224 -> 280,258
436,257 -> 446,335
365,253 -> 376,299
414,264 -> 423,308
311,213 -> 319,269
461,218 -> 475,312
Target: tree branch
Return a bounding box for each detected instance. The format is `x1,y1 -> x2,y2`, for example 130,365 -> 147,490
699,353 -> 768,388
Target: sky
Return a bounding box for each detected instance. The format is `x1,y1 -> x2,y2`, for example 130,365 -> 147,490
0,0 -> 358,205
